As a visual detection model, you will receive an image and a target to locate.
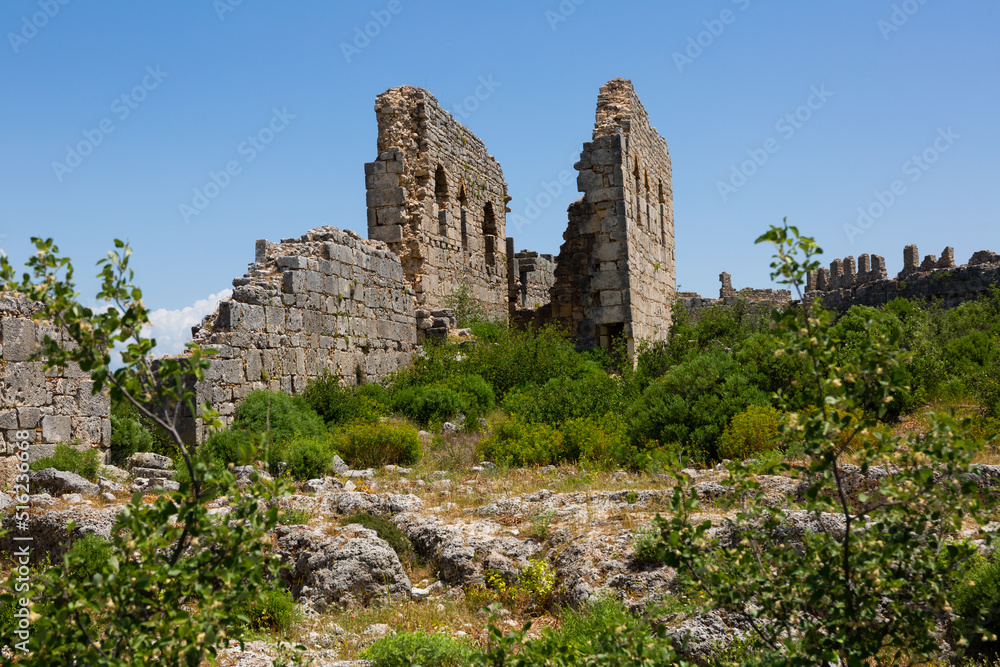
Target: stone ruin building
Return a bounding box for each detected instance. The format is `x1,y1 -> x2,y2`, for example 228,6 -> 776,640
4,76 -> 999,469
365,86 -> 510,321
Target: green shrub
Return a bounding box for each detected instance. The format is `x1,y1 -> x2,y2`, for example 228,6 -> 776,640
232,585 -> 298,635
481,597 -> 672,665
559,415 -> 630,467
718,405 -> 787,461
632,528 -> 662,565
277,508 -> 312,525
444,284 -> 490,329
231,390 -> 326,444
477,417 -> 565,467
65,534 -> 113,582
275,436 -> 337,480
950,556 -> 1000,655
200,427 -> 257,465
343,512 -> 416,563
362,630 -> 477,667
302,371 -> 388,426
333,421 -> 422,468
447,373 -> 496,418
627,349 -> 770,461
30,444 -> 101,482
391,385 -> 468,426
109,412 -> 153,466
502,369 -> 622,426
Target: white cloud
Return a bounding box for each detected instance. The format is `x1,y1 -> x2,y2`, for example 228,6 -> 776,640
144,289 -> 232,356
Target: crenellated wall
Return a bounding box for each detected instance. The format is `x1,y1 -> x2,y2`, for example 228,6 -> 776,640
808,245 -> 1000,311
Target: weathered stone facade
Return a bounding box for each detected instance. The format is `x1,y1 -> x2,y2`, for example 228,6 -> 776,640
0,293 -> 110,486
545,79 -> 676,353
807,245 -> 1000,311
365,86 -> 510,320
182,226 -> 416,443
507,244 -> 556,312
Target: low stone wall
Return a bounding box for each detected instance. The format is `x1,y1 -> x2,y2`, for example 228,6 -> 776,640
0,293 -> 110,487
181,226 -> 416,444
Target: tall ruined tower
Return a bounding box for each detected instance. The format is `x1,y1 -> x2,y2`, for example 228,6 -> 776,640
364,87 -> 510,319
549,78 -> 675,353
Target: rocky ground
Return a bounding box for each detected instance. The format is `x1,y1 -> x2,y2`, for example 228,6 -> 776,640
4,450 -> 1000,665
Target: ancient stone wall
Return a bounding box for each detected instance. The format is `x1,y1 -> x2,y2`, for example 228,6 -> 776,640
548,79 -> 675,353
680,273 -> 791,316
0,293 -> 110,486
808,245 -> 1000,311
365,87 -> 509,320
507,245 -> 556,312
182,226 -> 416,444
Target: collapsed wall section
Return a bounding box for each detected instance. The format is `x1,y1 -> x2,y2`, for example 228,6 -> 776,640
366,87 -> 510,320
183,226 -> 416,444
0,293 -> 110,487
549,79 -> 675,352
807,245 -> 1000,311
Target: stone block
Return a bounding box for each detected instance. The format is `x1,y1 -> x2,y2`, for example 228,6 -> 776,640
371,225 -> 404,244
41,415 -> 71,443
366,187 -> 406,208
2,318 -> 36,362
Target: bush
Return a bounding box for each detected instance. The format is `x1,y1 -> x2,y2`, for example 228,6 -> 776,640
477,417 -> 565,467
718,405 -> 787,461
632,528 -> 662,565
275,436 -> 337,480
391,385 -> 468,426
343,512 -> 415,563
109,412 -> 153,466
302,371 -> 387,426
627,349 -> 770,461
333,421 -> 422,468
232,585 -> 298,635
362,631 -> 478,667
559,415 -> 630,467
65,534 -> 113,582
502,368 -> 622,426
30,444 -> 101,482
950,556 -> 1000,656
231,390 -> 326,445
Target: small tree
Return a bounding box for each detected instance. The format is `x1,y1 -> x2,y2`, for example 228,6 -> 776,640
657,222 -> 997,665
0,239 -> 292,666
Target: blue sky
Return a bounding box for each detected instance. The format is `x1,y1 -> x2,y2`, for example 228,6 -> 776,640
1,1 -> 997,352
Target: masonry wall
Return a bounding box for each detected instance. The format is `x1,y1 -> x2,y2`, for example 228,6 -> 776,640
0,293 -> 110,487
807,245 -> 1000,311
549,79 -> 675,352
183,226 -> 416,444
365,87 -> 509,320
508,246 -> 556,311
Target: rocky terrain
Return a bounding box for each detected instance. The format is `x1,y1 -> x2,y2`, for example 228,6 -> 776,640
6,449 -> 1000,666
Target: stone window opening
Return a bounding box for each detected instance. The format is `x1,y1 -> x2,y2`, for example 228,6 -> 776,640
633,158 -> 642,225
435,165 -> 449,237
483,201 -> 497,266
458,184 -> 469,250
644,170 -> 652,235
658,180 -> 666,245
